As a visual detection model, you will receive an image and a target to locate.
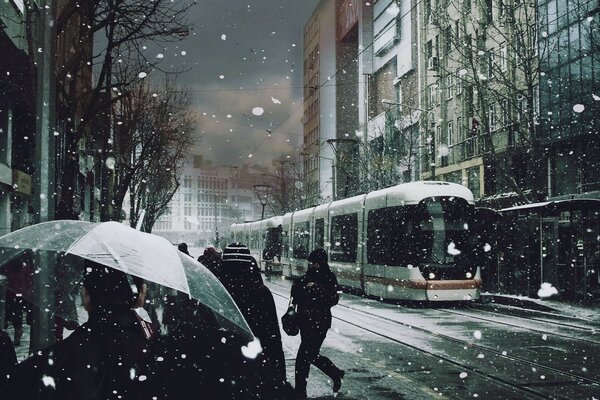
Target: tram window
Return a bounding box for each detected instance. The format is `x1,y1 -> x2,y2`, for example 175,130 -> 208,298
315,218 -> 325,248
293,221 -> 310,259
367,207 -> 416,266
330,214 -> 358,263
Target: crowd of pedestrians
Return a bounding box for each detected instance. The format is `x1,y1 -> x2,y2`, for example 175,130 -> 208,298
0,243 -> 343,399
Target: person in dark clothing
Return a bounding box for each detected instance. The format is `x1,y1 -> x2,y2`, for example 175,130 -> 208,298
197,246 -> 222,279
146,295 -> 294,399
0,329 -> 17,395
291,248 -> 344,399
13,264 -> 151,400
177,242 -> 191,257
219,243 -> 288,392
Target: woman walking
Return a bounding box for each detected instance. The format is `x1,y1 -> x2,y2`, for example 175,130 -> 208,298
291,248 -> 344,399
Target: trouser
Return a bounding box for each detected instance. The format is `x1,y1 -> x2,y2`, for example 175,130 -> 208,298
294,328 -> 340,395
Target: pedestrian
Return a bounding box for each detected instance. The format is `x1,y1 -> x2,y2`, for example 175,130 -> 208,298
198,246 -> 222,278
219,242 -> 288,393
178,242 -> 192,257
291,248 -> 344,399
145,294 -> 294,399
0,329 -> 17,396
14,263 -> 152,400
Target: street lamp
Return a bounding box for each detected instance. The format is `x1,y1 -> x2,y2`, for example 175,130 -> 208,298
253,184 -> 271,220
381,99 -> 434,180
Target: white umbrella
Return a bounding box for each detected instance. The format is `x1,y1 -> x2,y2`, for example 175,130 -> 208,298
0,220 -> 251,337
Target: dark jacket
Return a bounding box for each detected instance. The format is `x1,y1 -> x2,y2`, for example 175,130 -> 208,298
291,266 -> 339,331
0,329 -> 17,395
219,259 -> 287,384
147,320 -> 293,399
14,306 -> 151,400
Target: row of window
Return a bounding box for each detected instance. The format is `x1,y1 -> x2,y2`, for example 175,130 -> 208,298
182,176 -> 228,190
429,87 -> 539,148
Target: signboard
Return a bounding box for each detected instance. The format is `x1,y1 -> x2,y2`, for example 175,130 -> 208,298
13,169 -> 32,195
337,0 -> 361,41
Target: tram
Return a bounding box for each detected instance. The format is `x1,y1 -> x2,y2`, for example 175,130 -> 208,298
232,181 -> 482,302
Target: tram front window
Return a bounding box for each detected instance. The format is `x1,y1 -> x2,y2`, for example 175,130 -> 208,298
417,197 -> 473,266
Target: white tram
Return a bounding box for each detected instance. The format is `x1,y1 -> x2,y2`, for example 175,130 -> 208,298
233,181 -> 481,301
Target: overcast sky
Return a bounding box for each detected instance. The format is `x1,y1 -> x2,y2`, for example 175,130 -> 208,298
163,0 -> 321,168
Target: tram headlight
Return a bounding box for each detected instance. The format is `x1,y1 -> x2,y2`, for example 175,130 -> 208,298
466,272 -> 473,278
428,272 -> 436,279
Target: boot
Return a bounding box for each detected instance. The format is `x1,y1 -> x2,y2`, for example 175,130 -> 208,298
14,326 -> 23,346
333,370 -> 345,393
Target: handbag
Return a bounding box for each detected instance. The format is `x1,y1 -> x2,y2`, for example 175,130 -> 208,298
281,297 -> 300,336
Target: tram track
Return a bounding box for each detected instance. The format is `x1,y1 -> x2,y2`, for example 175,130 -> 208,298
268,280 -> 600,399
434,308 -> 600,346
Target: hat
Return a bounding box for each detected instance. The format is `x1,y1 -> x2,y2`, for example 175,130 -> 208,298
222,242 -> 252,263
307,248 -> 328,266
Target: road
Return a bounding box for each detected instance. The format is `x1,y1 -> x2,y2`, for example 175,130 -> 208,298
265,276 -> 600,400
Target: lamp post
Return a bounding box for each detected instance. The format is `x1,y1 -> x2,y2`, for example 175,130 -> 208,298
381,99 -> 434,180
253,184 -> 271,220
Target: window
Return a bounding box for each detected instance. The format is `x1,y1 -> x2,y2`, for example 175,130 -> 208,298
292,221 -> 310,259
500,45 -> 508,72
330,213 -> 358,263
457,117 -> 463,143
445,25 -> 453,53
456,69 -> 463,95
183,176 -> 192,188
446,75 -> 454,100
184,192 -> 192,202
428,84 -> 438,106
447,121 -> 454,146
533,85 -> 540,118
489,104 -> 497,132
488,49 -> 495,78
502,98 -> 510,126
367,206 -> 417,266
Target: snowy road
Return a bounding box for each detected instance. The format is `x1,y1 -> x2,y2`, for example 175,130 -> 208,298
265,276 -> 600,400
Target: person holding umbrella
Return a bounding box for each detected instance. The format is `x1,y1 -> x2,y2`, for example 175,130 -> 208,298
13,263 -> 152,400
291,248 -> 344,399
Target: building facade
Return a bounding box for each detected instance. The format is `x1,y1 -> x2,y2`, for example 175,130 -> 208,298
152,156 -> 275,247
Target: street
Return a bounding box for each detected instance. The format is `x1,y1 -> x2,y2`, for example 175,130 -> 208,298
265,276 -> 600,400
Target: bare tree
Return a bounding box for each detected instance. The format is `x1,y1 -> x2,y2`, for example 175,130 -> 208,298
424,0 -> 544,202
117,78 -> 196,232
53,0 -> 191,219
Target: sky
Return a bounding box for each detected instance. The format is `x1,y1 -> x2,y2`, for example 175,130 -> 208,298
164,0 -> 321,168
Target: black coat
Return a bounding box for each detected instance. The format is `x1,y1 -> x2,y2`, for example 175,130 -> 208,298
219,259 -> 287,383
291,266 -> 339,332
0,329 -> 17,395
13,306 -> 151,400
146,322 -> 293,399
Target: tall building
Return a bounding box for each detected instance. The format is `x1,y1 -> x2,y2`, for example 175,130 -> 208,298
152,156 -> 276,247
363,0 -> 421,191
0,2 -> 42,234
539,0 -> 600,199
303,0 -> 338,205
